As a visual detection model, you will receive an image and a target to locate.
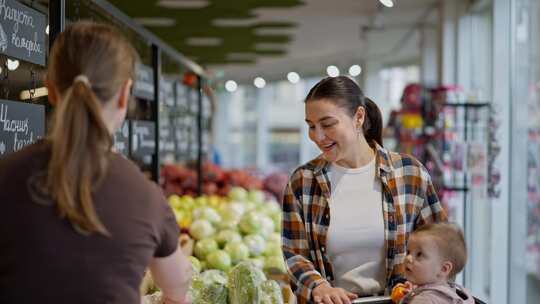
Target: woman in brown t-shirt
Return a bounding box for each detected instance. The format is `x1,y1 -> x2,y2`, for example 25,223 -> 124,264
0,22 -> 191,303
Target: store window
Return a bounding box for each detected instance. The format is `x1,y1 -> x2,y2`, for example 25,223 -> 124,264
511,0 -> 540,303
269,128 -> 300,172
379,65 -> 420,111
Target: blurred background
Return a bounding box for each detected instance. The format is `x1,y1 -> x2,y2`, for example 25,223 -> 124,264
0,1 -> 538,303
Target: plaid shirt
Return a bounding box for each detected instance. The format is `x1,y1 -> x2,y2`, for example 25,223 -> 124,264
281,144 -> 447,304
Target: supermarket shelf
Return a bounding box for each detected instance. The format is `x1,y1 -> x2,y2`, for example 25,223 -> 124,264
443,186 -> 470,192
443,102 -> 491,108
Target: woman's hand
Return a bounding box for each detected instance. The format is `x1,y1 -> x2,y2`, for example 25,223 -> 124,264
312,281 -> 358,304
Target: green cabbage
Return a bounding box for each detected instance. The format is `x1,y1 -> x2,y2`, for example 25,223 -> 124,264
192,206 -> 222,224
206,250 -> 232,272
215,229 -> 243,248
229,187 -> 248,201
225,241 -> 250,264
220,202 -> 246,223
239,211 -> 264,235
260,280 -> 284,304
244,234 -> 266,257
228,262 -> 267,304
188,270 -> 228,304
194,238 -> 218,260
190,219 -> 215,240
263,256 -> 286,274
188,256 -> 202,274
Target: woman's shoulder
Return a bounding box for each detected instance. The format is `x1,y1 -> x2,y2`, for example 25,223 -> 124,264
0,141 -> 49,180
383,149 -> 430,177
105,153 -> 167,210
288,155 -> 326,180
109,153 -> 158,189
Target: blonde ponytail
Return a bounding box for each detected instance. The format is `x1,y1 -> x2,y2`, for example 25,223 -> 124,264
46,22 -> 137,235
47,79 -> 112,235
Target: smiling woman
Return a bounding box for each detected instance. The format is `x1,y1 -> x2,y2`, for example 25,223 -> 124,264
282,76 -> 447,304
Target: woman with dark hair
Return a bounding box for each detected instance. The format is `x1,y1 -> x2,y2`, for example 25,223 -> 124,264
281,76 -> 447,304
0,22 -> 191,303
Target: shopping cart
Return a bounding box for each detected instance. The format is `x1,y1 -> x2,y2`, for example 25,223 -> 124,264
349,291 -> 488,304
351,296 -> 392,303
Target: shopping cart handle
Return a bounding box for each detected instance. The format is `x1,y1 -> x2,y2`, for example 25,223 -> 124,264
351,296 -> 393,304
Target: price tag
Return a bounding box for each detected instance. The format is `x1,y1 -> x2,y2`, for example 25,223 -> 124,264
133,63 -> 155,101
131,120 -> 156,157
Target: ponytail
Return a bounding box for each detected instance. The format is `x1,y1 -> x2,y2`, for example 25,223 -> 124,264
362,97 -> 383,148
47,79 -> 112,235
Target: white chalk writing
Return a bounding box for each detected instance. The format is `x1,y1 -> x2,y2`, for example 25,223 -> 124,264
0,104 -> 29,135
0,0 -> 34,34
11,30 -> 41,57
0,103 -> 41,154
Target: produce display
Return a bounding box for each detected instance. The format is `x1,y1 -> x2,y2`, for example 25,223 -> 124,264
262,172 -> 289,202
161,163 -> 264,197
161,163 -> 289,202
177,187 -> 284,273
145,186 -> 289,303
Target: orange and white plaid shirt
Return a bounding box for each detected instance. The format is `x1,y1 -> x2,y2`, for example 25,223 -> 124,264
281,144 -> 447,304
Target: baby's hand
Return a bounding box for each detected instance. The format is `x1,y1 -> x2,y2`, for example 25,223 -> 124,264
402,281 -> 416,292
390,282 -> 414,303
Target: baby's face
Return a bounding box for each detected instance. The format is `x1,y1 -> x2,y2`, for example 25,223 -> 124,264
404,234 -> 448,285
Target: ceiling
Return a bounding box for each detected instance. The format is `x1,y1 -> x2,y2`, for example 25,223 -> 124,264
103,0 -> 439,83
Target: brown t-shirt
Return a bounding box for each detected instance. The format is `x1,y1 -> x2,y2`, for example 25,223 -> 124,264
0,142 -> 179,303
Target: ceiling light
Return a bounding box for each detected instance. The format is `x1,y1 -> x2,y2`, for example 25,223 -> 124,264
254,77 -> 266,89
349,64 -> 362,77
185,37 -> 223,47
157,0 -> 209,9
225,80 -> 238,92
326,65 -> 339,77
287,72 -> 300,84
379,0 -> 394,8
7,59 -> 19,71
45,25 -> 49,35
134,17 -> 176,27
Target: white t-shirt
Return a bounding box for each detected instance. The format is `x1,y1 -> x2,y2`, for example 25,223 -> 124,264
326,158 -> 386,295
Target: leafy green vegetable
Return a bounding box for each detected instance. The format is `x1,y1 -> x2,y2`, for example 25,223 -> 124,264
260,280 -> 284,304
188,270 -> 228,304
228,262 -> 267,304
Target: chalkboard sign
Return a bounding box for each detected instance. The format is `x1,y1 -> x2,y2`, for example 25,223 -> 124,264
160,122 -> 175,154
0,0 -> 47,66
176,83 -> 187,108
133,63 -> 155,101
160,133 -> 175,154
131,120 -> 155,157
113,120 -> 129,157
0,99 -> 45,157
160,77 -> 175,107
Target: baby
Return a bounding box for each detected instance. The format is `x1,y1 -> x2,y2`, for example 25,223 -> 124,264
395,223 -> 475,304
